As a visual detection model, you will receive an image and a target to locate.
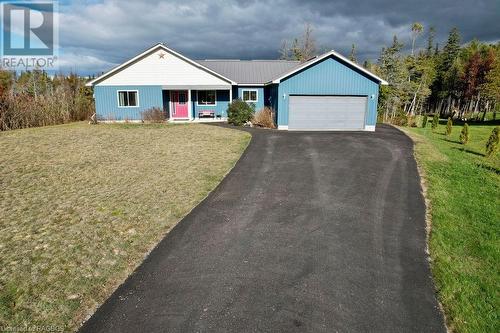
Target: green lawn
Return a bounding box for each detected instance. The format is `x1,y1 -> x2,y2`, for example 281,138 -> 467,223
0,122 -> 250,331
403,122 -> 499,333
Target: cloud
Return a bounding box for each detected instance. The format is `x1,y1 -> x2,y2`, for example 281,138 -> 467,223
57,48 -> 116,74
56,0 -> 500,74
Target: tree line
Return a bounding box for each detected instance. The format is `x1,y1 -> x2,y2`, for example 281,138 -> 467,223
280,24 -> 500,124
0,70 -> 94,131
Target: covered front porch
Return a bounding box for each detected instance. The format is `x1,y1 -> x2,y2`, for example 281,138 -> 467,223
162,85 -> 232,122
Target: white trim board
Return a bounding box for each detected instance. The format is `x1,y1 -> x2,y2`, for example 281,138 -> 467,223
241,89 -> 258,103
86,43 -> 236,87
278,125 -> 376,131
270,50 -> 388,85
116,90 -> 140,108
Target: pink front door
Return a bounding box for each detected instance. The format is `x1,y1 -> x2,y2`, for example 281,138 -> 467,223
172,91 -> 188,118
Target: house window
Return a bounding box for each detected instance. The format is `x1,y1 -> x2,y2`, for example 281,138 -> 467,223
118,91 -> 138,107
197,90 -> 216,105
242,89 -> 258,103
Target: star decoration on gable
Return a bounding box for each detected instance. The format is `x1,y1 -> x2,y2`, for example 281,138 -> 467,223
158,52 -> 166,59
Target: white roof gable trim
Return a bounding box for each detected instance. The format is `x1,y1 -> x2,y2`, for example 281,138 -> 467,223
270,50 -> 389,85
86,43 -> 236,87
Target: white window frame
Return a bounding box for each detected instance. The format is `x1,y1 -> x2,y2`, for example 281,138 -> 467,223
117,90 -> 139,108
196,90 -> 217,106
242,89 -> 258,103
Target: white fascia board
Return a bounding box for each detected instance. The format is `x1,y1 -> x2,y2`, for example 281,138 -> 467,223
271,50 -> 388,85
87,43 -> 236,87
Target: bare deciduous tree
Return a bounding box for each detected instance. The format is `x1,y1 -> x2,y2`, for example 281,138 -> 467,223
279,23 -> 318,62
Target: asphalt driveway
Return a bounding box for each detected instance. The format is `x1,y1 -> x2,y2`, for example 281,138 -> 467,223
80,124 -> 445,332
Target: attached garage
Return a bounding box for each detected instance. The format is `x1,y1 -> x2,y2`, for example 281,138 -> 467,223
288,96 -> 368,131
270,50 -> 388,132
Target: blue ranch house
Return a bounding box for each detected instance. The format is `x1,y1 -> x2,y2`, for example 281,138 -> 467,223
87,43 -> 387,131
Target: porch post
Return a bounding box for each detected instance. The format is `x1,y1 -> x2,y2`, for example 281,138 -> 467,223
188,89 -> 193,120
229,87 -> 232,119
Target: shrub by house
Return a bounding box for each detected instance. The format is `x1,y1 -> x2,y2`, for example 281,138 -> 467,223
227,99 -> 254,126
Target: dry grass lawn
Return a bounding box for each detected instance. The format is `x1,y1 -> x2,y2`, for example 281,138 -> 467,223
0,122 -> 250,331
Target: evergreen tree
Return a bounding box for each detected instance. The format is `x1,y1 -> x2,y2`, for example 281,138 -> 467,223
445,117 -> 453,136
459,123 -> 470,144
485,127 -> 499,157
426,27 -> 436,57
376,35 -> 410,121
431,113 -> 439,131
422,114 -> 428,128
350,44 -> 357,63
432,28 -> 461,100
441,28 -> 461,72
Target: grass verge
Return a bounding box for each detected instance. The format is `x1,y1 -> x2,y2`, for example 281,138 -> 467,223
402,123 -> 499,333
0,122 -> 250,331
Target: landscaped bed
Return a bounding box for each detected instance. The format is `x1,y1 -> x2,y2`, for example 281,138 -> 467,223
404,123 -> 499,333
0,122 -> 250,331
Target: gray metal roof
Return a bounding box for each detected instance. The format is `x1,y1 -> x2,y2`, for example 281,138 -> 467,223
195,60 -> 300,84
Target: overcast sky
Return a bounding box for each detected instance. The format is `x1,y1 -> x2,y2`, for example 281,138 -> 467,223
57,0 -> 500,75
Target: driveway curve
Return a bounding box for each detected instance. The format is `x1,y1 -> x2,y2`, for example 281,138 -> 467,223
80,124 -> 445,333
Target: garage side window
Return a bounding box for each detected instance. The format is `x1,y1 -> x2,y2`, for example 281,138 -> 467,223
118,91 -> 139,107
242,89 -> 258,103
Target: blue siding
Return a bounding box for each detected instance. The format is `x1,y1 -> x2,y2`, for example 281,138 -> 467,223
236,86 -> 264,111
192,90 -> 230,118
94,85 -> 162,120
267,84 -> 279,113
277,56 -> 380,127
94,87 -> 231,120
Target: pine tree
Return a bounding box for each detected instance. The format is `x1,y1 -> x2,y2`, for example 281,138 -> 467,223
376,35 -> 409,122
350,44 -> 357,63
432,28 -> 461,100
441,28 -> 461,72
422,114 -> 428,128
426,27 -> 435,57
432,113 -> 439,131
485,127 -> 499,157
459,123 -> 470,144
445,117 -> 453,136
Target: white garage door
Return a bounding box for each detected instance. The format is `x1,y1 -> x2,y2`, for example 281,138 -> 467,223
289,96 -> 368,130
